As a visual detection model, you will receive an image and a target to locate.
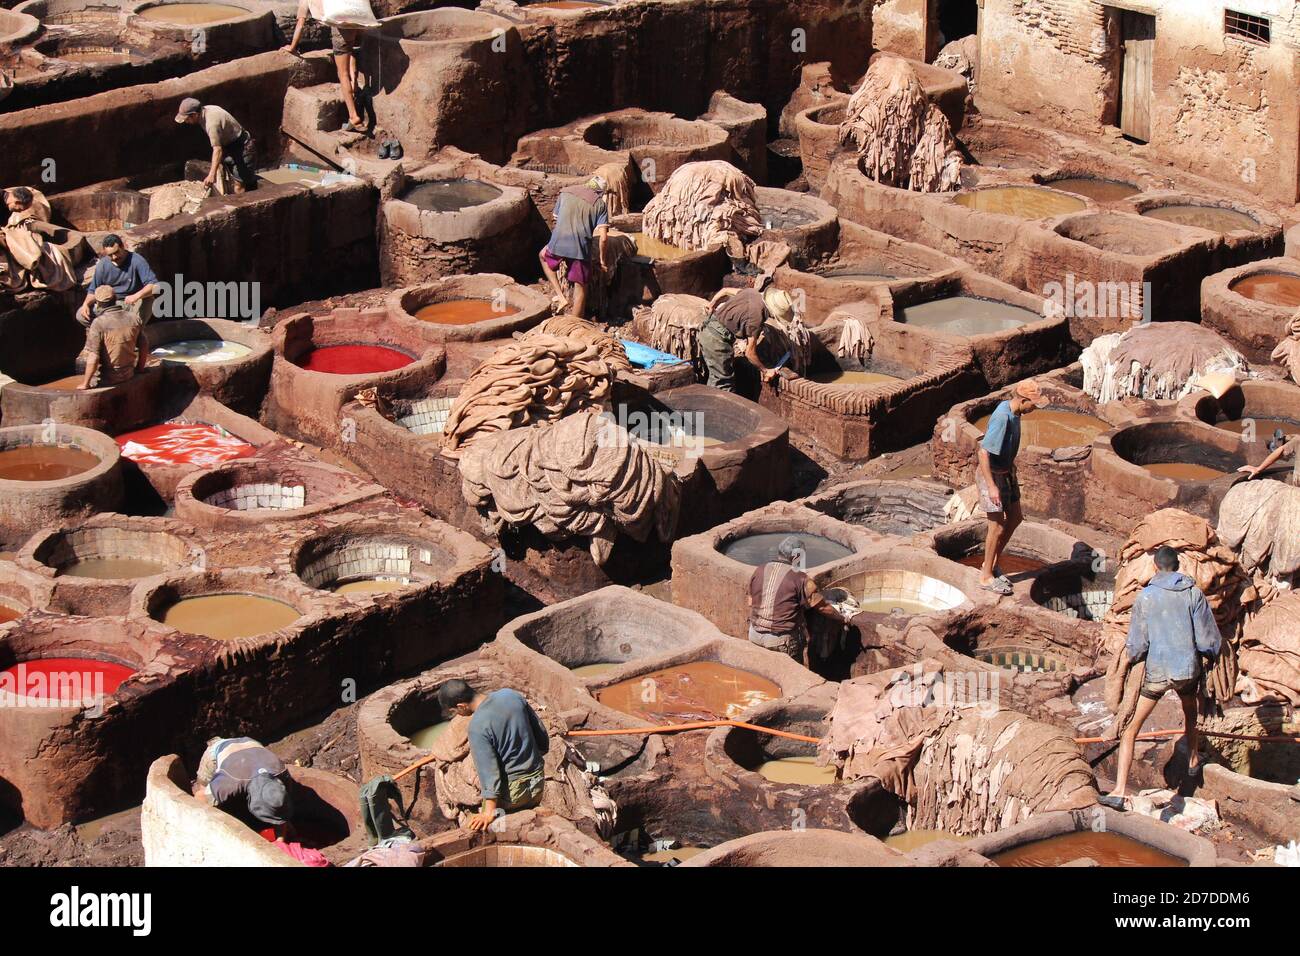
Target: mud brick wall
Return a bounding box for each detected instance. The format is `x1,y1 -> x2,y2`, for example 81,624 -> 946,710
0,51 -> 334,193
977,0 -> 1300,204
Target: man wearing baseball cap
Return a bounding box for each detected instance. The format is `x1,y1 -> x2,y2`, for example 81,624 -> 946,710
176,97 -> 259,193
77,285 -> 149,390
974,378 -> 1048,595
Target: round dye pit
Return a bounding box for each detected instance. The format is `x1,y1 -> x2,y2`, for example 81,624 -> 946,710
1047,177 -> 1139,202
0,445 -> 100,481
897,296 -> 1041,336
156,592 -> 300,640
332,578 -> 409,596
595,661 -> 780,723
413,300 -> 520,325
151,339 -> 252,364
401,178 -> 502,213
295,344 -> 415,375
135,2 -> 247,24
571,662 -> 619,678
116,423 -> 256,468
1141,204 -> 1258,233
952,186 -> 1086,219
808,368 -> 902,387
883,830 -> 970,852
1111,424 -> 1244,485
755,757 -> 837,785
0,657 -> 134,702
0,601 -> 24,624
294,530 -> 452,594
976,645 -> 1070,673
954,551 -> 1050,576
992,831 -> 1186,867
630,233 -> 690,260
721,531 -> 853,568
831,569 -> 966,616
1140,462 -> 1227,481
406,719 -> 452,749
973,407 -> 1109,449
1214,416 -> 1300,440
1229,272 -> 1300,308
62,557 -> 167,579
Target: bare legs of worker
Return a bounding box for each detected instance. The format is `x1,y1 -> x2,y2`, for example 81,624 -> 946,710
570,281 -> 588,318
1108,693 -> 1159,800
335,49 -> 363,129
539,248 -> 565,311
980,499 -> 1022,585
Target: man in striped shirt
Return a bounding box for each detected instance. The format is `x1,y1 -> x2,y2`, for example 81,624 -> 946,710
747,535 -> 845,666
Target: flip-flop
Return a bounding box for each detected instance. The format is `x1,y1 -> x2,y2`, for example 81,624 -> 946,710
979,580 -> 1013,596
1098,794 -> 1131,810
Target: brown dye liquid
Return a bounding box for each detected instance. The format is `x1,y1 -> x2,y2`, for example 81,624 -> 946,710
402,178 -> 501,213
61,557 -> 167,579
956,551 -> 1050,575
899,296 -> 1040,336
160,593 -> 300,640
596,661 -> 779,723
755,756 -> 838,785
1142,205 -> 1258,233
1215,417 -> 1300,439
333,579 -> 407,596
722,531 -> 853,568
809,369 -> 902,387
1048,178 -> 1139,202
571,663 -> 620,678
0,603 -> 22,624
953,186 -> 1086,219
858,597 -> 940,615
994,831 -> 1186,867
256,166 -> 328,186
1229,272 -> 1300,308
413,300 -> 520,325
631,232 -> 691,260
974,408 -> 1109,449
37,373 -> 85,390
408,720 -> 452,749
641,845 -> 707,864
137,3 -> 247,24
884,830 -> 971,852
0,446 -> 100,481
1142,462 -> 1227,481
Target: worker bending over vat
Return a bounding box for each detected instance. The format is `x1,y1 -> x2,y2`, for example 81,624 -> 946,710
540,175 -> 610,318
698,283 -> 789,393
175,97 -> 259,194
435,680 -> 549,832
195,736 -> 296,838
747,535 -> 847,666
78,285 -> 149,389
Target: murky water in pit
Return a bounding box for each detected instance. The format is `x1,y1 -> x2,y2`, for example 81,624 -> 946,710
160,593 -> 300,640
0,446 -> 100,481
596,661 -> 779,723
993,831 -> 1186,867
722,531 -> 853,568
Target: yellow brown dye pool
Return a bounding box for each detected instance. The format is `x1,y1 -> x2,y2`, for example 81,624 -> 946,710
61,557 -> 168,579
159,593 -> 300,640
333,579 -> 408,596
596,661 -> 779,723
408,720 -> 452,749
974,408 -> 1109,449
1048,178 -> 1140,202
137,3 -> 247,24
993,831 -> 1186,867
0,446 -> 100,481
1141,462 -> 1227,481
953,186 -> 1086,220
1215,417 -> 1300,439
631,232 -> 691,260
413,300 -> 520,325
858,597 -> 941,615
641,845 -> 707,864
1229,272 -> 1300,308
884,830 -> 971,852
570,663 -> 620,678
808,369 -> 902,387
755,756 -> 838,785
152,340 -> 252,364
898,296 -> 1041,336
1141,205 -> 1258,233
0,602 -> 22,625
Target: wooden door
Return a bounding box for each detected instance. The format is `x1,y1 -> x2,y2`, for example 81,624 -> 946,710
1119,11 -> 1155,142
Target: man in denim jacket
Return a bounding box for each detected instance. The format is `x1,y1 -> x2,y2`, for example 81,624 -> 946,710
1106,546 -> 1221,804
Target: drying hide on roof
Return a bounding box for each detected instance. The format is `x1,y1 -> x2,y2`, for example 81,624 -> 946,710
837,57 -> 963,193
0,188 -> 76,293
641,160 -> 764,258
1100,509 -> 1260,739
1236,591 -> 1300,706
458,408 -> 682,565
441,333 -> 616,459
1080,322 -> 1249,404
1272,312 -> 1300,387
527,315 -> 633,374
822,663 -> 1097,836
1217,478 -> 1300,585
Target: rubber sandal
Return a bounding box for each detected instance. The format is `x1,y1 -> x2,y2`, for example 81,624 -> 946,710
341,121 -> 359,133
1098,795 -> 1131,810
978,580 -> 1013,596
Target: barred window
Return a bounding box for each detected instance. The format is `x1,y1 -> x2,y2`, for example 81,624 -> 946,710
1225,9 -> 1271,44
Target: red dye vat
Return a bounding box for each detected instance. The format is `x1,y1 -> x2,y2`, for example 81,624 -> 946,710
0,657 -> 135,702
116,423 -> 257,467
296,344 -> 414,374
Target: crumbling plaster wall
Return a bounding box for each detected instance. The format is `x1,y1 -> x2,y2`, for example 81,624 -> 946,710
977,0 -> 1300,203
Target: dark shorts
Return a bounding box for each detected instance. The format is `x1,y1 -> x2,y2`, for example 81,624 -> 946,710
542,248 -> 590,286
331,27 -> 360,56
1139,676 -> 1198,701
977,469 -> 1020,514
221,130 -> 258,190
